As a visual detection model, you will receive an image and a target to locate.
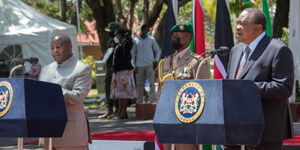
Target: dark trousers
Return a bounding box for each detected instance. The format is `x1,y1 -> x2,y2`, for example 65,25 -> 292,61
105,70 -> 117,111
224,141 -> 283,150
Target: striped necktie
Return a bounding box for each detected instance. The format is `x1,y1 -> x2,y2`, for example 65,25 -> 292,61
235,46 -> 251,79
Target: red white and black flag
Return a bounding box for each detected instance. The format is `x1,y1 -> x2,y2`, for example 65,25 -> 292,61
213,0 -> 234,79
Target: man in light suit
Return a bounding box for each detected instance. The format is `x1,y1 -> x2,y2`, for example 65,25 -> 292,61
39,34 -> 92,150
161,23 -> 209,150
226,8 -> 294,150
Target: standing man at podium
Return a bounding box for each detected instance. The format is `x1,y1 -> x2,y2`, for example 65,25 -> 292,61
39,34 -> 92,150
226,8 -> 294,150
159,23 -> 209,150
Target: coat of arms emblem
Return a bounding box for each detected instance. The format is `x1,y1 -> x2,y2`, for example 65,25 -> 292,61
0,81 -> 13,118
175,82 -> 205,123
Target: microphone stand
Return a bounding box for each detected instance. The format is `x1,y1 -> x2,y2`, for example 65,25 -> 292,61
9,64 -> 24,78
195,51 -> 216,80
9,60 -> 26,150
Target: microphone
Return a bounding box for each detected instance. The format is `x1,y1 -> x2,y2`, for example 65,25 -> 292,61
206,46 -> 229,56
13,57 -> 39,64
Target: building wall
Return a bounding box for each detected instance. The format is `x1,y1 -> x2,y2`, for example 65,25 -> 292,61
82,45 -> 103,60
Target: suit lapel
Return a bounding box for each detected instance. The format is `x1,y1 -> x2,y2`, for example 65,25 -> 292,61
238,35 -> 271,79
232,45 -> 244,78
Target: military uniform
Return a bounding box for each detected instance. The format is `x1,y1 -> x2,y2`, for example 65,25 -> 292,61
160,23 -> 210,150
162,48 -> 209,80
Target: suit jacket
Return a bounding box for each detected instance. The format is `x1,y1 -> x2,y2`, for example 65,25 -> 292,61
39,55 -> 92,147
162,50 -> 209,80
227,35 -> 294,142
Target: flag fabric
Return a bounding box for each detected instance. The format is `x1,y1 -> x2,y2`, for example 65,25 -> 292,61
214,0 -> 234,79
161,0 -> 178,58
154,134 -> 164,150
262,0 -> 272,36
191,0 -> 206,57
242,0 -> 256,4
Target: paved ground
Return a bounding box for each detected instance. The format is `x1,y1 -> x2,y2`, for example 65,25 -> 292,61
1,106 -> 300,150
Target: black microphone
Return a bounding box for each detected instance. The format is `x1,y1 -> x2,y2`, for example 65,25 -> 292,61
207,46 -> 229,56
13,57 -> 39,64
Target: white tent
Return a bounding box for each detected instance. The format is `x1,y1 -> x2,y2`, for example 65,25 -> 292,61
0,0 -> 78,67
289,0 -> 300,102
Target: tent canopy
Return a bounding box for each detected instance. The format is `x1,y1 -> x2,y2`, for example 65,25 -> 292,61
0,0 -> 78,67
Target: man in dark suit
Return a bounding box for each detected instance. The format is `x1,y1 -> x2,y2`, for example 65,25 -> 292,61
226,8 -> 294,150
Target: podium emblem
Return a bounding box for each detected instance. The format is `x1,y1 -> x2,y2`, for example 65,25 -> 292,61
0,81 -> 13,118
175,82 -> 205,123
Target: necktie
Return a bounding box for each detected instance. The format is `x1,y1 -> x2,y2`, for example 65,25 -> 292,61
235,46 -> 251,79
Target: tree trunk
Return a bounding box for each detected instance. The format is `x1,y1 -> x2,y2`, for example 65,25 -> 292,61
143,0 -> 149,23
129,0 -> 138,29
273,0 -> 290,38
86,0 -> 115,53
145,0 -> 164,27
60,0 -> 67,22
115,0 -> 127,26
70,0 -> 82,26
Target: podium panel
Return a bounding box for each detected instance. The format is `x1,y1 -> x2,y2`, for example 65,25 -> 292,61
153,79 -> 264,145
0,78 -> 67,137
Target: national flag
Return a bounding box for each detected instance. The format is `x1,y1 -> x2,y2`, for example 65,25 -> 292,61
161,0 -> 178,58
214,0 -> 234,79
154,134 -> 164,150
262,0 -> 272,36
190,0 -> 206,57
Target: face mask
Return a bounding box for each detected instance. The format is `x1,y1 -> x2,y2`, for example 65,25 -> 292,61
146,31 -> 151,37
171,36 -> 182,50
114,37 -> 119,44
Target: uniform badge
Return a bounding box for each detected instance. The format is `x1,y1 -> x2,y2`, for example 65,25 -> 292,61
0,81 -> 13,118
178,24 -> 185,30
175,82 -> 205,123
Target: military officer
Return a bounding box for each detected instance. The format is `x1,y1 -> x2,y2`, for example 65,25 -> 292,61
159,22 -> 210,150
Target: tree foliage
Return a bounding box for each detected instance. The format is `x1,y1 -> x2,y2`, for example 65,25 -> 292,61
21,0 -> 290,53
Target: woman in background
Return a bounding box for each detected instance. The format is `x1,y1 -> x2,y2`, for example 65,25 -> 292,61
110,27 -> 137,119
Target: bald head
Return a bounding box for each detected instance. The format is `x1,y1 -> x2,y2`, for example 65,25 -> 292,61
51,34 -> 73,64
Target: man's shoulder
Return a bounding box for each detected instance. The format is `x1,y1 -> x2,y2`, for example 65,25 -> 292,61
269,38 -> 287,48
42,62 -> 56,70
77,60 -> 91,70
148,36 -> 156,40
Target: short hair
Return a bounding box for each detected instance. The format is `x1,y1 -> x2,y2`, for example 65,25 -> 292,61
52,34 -> 71,44
243,8 -> 266,30
141,24 -> 149,31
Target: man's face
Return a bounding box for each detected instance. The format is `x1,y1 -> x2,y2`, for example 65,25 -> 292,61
171,32 -> 191,46
51,39 -> 72,64
141,27 -> 150,37
236,11 -> 261,45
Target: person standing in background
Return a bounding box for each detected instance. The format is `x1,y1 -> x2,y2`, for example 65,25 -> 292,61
98,22 -> 121,119
111,27 -> 137,119
39,34 -> 92,150
132,24 -> 161,104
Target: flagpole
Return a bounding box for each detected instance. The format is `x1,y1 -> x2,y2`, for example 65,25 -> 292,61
76,0 -> 82,59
